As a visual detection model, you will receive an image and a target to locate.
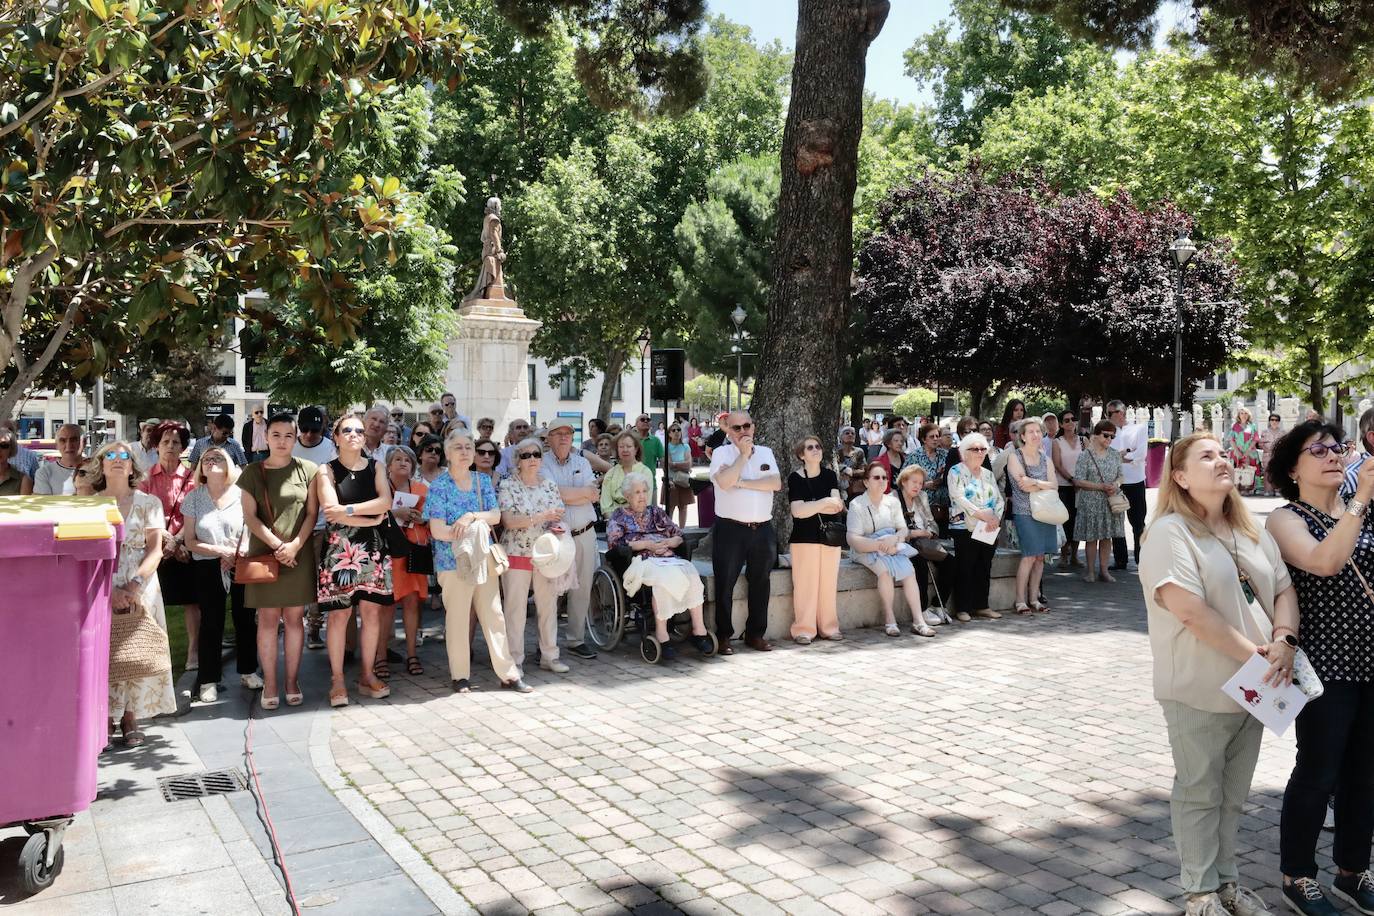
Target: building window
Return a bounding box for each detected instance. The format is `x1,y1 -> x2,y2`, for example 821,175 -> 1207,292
1203,376 -> 1215,390
611,376 -> 622,401
1215,372 -> 1228,390
527,364 -> 537,396
558,370 -> 582,401
557,411 -> 584,445
611,411 -> 626,427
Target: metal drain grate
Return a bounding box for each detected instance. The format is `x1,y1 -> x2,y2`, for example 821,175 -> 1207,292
158,768 -> 248,802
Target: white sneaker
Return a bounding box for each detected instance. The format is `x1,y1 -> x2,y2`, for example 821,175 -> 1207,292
923,609 -> 944,626
197,684 -> 218,704
240,673 -> 264,690
1218,883 -> 1271,916
540,659 -> 570,674
1184,892 -> 1230,916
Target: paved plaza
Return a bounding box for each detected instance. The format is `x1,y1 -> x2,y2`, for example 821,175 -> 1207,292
2,498 -> 1331,915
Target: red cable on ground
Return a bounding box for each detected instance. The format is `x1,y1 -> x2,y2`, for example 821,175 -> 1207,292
245,705 -> 300,916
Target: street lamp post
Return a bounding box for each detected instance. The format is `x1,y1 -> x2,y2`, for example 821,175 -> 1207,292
730,305 -> 747,413
638,328 -> 652,417
1169,230 -> 1197,443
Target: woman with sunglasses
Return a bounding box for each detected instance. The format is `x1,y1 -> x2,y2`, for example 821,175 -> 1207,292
908,423 -> 950,534
241,413 -> 319,709
1258,414 -> 1283,496
472,437 -> 501,479
1054,411 -> 1086,567
948,432 -> 1005,622
977,420 -> 1002,461
91,442 -> 177,746
600,433 -> 653,517
386,447 -> 429,678
1139,432 -> 1297,916
789,435 -> 846,643
499,438 -> 570,677
0,430 -> 27,495
1264,421 -> 1374,915
1073,420 -> 1126,583
407,421 -> 434,454
872,428 -> 906,495
664,423 -> 695,528
848,460 -> 934,637
316,413 -> 395,706
415,434 -> 446,484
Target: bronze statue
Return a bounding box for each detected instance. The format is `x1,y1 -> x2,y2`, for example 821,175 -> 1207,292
465,196 -> 508,301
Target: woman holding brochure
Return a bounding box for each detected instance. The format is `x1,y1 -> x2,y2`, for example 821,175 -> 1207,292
1139,432 -> 1299,916
1264,419 -> 1374,916
946,432 -> 1003,623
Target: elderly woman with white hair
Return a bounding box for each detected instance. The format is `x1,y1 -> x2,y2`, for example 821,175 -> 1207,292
499,437 -> 570,676
1007,416 -> 1060,614
606,472 -> 713,660
947,431 -> 1005,622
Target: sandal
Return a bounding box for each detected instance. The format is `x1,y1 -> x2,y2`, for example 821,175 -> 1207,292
406,656 -> 424,676
285,688 -> 304,706
1015,602 -> 1033,616
357,680 -> 391,700
329,686 -> 349,708
372,660 -> 391,682
884,623 -> 901,637
260,694 -> 280,711
1031,601 -> 1050,613
122,729 -> 145,747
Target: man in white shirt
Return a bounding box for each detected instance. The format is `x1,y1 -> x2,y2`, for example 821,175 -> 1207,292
292,406 -> 337,650
33,424 -> 85,495
129,419 -> 160,472
540,421 -> 601,661
709,410 -> 782,654
362,404 -> 392,463
1106,400 -> 1149,569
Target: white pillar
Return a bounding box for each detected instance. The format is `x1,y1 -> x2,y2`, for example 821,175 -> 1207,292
444,299 -> 541,432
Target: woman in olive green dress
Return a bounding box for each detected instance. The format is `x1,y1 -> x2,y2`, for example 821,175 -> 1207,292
241,413 -> 319,710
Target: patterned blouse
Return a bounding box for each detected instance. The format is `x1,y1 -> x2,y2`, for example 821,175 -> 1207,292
905,446 -> 949,508
607,505 -> 681,557
946,463 -> 1005,532
421,471 -> 497,574
498,474 -> 565,557
1280,501 -> 1374,682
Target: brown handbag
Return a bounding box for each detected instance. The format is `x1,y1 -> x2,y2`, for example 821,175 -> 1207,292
109,596 -> 172,682
234,463 -> 282,585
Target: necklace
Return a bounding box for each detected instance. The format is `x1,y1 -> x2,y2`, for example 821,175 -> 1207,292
1217,522 -> 1257,604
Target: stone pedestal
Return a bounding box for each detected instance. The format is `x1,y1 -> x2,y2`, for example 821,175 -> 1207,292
445,298 -> 541,431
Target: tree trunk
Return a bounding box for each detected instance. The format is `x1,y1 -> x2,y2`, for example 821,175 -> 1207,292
752,0 -> 888,550
1307,342 -> 1324,415
598,348 -> 626,423
846,371 -> 866,430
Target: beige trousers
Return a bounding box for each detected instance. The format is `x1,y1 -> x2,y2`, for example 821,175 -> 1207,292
437,564 -> 517,683
789,543 -> 842,639
563,528 -> 597,645
503,565 -> 558,672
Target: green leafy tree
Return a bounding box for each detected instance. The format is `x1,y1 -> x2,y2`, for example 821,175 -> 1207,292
682,373 -> 738,415
903,0 -> 1111,151
889,387 -> 938,420
0,1 -> 476,419
104,346 -> 224,429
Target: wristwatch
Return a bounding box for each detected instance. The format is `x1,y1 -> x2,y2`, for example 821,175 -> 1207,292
127,574 -> 145,590
1348,498 -> 1367,519
346,505 -> 355,517
1281,633 -> 1298,648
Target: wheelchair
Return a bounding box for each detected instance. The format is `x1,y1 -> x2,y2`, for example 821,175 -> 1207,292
586,543 -> 718,664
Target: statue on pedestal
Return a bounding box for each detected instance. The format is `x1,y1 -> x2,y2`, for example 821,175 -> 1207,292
465,196 -> 509,302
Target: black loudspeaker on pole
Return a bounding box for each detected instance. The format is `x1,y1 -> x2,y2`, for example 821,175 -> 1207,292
650,349 -> 686,403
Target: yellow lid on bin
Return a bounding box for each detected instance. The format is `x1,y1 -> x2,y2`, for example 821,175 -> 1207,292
0,495 -> 124,539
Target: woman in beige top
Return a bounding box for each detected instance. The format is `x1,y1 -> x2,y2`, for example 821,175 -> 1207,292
1138,432 -> 1298,916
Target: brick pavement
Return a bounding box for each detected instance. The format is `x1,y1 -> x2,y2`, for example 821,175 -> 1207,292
327,540 -> 1329,916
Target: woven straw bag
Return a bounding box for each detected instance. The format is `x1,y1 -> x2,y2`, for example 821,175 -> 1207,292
109,596 -> 172,682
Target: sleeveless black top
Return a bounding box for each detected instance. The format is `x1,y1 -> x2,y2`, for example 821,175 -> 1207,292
331,457 -> 379,506
1282,501 -> 1374,683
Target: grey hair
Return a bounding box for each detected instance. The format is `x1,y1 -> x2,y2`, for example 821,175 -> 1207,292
443,427 -> 475,452
366,403 -> 391,420
1013,417 -> 1044,436
386,446 -> 417,471
621,471 -> 653,498
1360,408 -> 1374,453
958,431 -> 990,455
514,437 -> 544,457
1105,400 -> 1126,416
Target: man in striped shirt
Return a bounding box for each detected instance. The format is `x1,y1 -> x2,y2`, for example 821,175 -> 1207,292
1341,408 -> 1374,500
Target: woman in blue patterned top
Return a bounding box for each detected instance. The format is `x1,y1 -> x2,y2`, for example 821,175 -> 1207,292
906,422 -> 950,533
947,432 -> 1005,622
1265,419 -> 1374,915
423,429 -> 528,695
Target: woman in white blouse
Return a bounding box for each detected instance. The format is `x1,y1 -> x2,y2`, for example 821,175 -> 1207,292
847,463 -> 935,638
184,445 -> 260,703
947,433 -> 1005,622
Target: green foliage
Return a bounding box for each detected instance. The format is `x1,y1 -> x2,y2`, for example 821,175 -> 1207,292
0,0 -> 476,417
904,0 -> 1112,150
104,346 -> 224,428
889,388 -> 938,420
682,374 -> 742,414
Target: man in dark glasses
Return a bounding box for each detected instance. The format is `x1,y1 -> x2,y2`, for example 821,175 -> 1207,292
709,411 -> 781,654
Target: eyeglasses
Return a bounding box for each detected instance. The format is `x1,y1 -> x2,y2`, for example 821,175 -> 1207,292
390,412 -> 403,419
965,446 -> 988,453
1269,418 -> 1281,423
253,410 -> 263,416
423,447 -> 443,455
803,443 -> 823,452
518,450 -> 543,460
202,455 -> 227,465
1303,441 -> 1350,459
475,448 -> 497,457
868,474 -> 888,481
339,426 -> 364,435
105,450 -> 132,460
442,400 -> 455,408
730,422 -> 753,432
1100,433 -> 1116,440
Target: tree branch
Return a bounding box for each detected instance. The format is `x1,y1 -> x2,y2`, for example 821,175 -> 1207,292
103,217 -> 290,239
1,268 -> 94,418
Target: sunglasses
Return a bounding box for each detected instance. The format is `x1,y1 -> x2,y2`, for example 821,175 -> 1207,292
518,450 -> 543,460
1100,433 -> 1116,440
253,411 -> 263,416
105,450 -> 132,460
730,422 -> 754,432
391,413 -> 403,419
803,443 -> 823,451
339,426 -> 364,435
475,448 -> 497,457
1304,441 -> 1350,459
868,474 -> 888,481
0,442 -> 12,451
430,409 -> 444,415
424,447 -> 443,455
965,446 -> 988,453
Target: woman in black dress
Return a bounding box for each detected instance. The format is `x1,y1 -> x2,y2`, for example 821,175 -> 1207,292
317,413 -> 395,707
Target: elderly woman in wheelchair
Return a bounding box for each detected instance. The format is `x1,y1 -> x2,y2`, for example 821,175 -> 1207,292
603,472 -> 715,663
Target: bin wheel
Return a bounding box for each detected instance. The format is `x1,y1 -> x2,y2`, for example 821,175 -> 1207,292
19,832 -> 63,895
22,823 -> 42,836
640,636 -> 662,665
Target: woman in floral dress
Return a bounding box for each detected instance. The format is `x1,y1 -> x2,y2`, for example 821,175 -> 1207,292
317,413 -> 394,707
1073,420 -> 1126,583
92,441 -> 176,747
498,438 -> 568,677
1228,407 -> 1260,494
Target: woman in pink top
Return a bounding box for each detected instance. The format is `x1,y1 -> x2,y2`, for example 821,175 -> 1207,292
139,422 -> 201,671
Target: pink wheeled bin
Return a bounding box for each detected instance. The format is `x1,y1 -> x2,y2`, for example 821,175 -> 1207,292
0,496 -> 122,896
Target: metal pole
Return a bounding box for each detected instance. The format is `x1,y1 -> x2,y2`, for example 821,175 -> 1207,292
1172,268 -> 1184,443
640,350 -> 647,418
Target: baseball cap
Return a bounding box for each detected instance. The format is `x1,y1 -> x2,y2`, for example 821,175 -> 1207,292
547,421 -> 575,434
298,406 -> 326,431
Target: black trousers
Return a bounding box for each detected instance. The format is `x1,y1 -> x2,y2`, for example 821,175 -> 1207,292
711,518 -> 777,641
913,554 -> 954,612
1280,681 -> 1374,878
951,529 -> 994,614
1112,481 -> 1148,566
1059,485 -> 1078,546
192,559 -> 257,688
